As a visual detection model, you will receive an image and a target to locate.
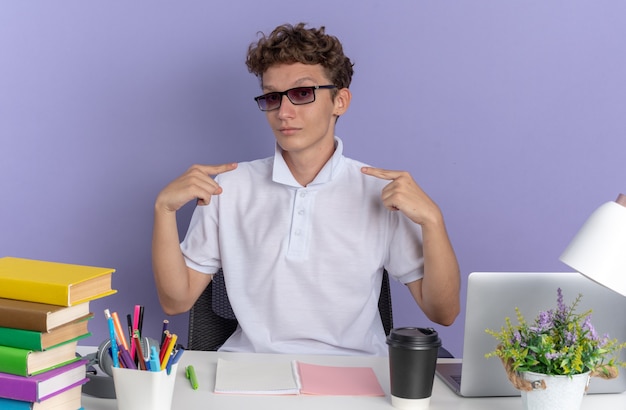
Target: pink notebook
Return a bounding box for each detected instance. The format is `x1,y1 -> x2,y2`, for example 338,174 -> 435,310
297,362 -> 385,396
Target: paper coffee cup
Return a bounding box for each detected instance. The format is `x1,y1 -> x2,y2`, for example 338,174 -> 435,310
387,327 -> 441,409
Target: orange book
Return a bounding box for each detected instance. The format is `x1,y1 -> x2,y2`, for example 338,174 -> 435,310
0,257 -> 116,306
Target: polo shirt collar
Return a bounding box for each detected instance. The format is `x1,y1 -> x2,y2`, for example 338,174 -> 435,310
272,136 -> 345,188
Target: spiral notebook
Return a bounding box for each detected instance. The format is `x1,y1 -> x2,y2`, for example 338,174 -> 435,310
435,271 -> 626,397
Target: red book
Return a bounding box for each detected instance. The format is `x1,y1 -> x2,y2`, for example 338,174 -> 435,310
0,359 -> 87,402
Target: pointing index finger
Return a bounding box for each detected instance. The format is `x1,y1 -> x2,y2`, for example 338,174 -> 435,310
361,166 -> 402,180
196,162 -> 238,176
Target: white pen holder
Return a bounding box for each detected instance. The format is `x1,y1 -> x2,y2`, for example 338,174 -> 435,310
112,364 -> 178,410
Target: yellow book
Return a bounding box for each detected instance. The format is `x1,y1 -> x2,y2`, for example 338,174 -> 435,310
0,257 -> 116,306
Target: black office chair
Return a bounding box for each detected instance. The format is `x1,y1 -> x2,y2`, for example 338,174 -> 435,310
187,269 -> 238,351
187,269 -> 453,357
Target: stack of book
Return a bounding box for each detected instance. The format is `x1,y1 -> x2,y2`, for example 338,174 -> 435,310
0,257 -> 116,410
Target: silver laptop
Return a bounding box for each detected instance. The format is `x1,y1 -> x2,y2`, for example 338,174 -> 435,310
436,271 -> 626,397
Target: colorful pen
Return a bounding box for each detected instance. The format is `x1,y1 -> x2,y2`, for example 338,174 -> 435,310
111,311 -> 129,351
126,314 -> 134,360
186,365 -> 199,389
137,305 -> 144,339
171,346 -> 184,365
131,305 -> 141,359
118,344 -> 137,370
166,345 -> 184,375
149,346 -> 161,372
104,310 -> 119,368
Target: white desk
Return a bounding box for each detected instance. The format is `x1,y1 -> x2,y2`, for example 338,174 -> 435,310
80,351 -> 626,409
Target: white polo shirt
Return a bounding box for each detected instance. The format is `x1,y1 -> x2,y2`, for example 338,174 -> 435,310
181,137 -> 424,356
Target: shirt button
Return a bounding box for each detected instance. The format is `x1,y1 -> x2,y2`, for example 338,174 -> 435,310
298,209 -> 305,216
299,192 -> 306,198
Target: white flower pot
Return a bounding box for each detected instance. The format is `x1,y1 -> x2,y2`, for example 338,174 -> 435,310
520,371 -> 590,410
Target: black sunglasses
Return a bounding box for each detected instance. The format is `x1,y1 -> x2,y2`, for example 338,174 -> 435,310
254,85 -> 337,111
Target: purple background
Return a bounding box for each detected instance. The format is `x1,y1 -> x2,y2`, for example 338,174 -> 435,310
1,2 -> 624,357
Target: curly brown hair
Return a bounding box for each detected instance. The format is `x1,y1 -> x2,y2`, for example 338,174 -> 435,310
246,23 -> 354,90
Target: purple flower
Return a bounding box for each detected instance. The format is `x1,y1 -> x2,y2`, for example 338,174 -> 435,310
582,315 -> 599,341
557,288 -> 566,312
546,352 -> 562,360
511,330 -> 523,345
599,334 -> 610,348
530,310 -> 553,333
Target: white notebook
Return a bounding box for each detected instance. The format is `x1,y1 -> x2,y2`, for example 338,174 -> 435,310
214,358 -> 300,395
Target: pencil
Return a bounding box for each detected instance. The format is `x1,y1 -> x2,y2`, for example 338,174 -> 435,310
160,319 -> 169,348
159,331 -> 171,363
160,333 -> 178,371
133,305 -> 141,335
132,331 -> 147,370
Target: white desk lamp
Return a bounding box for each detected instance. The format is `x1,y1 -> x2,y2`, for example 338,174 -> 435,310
560,194 -> 626,297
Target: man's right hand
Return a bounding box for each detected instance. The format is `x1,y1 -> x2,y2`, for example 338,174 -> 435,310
155,163 -> 238,213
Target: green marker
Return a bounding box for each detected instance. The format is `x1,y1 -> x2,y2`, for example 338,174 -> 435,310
186,365 -> 199,390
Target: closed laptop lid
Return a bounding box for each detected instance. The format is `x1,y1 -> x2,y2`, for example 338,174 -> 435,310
459,271 -> 626,397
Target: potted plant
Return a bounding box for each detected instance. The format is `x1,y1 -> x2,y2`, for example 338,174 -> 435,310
486,288 -> 626,410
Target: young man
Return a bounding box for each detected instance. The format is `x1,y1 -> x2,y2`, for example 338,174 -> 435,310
152,23 -> 460,356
